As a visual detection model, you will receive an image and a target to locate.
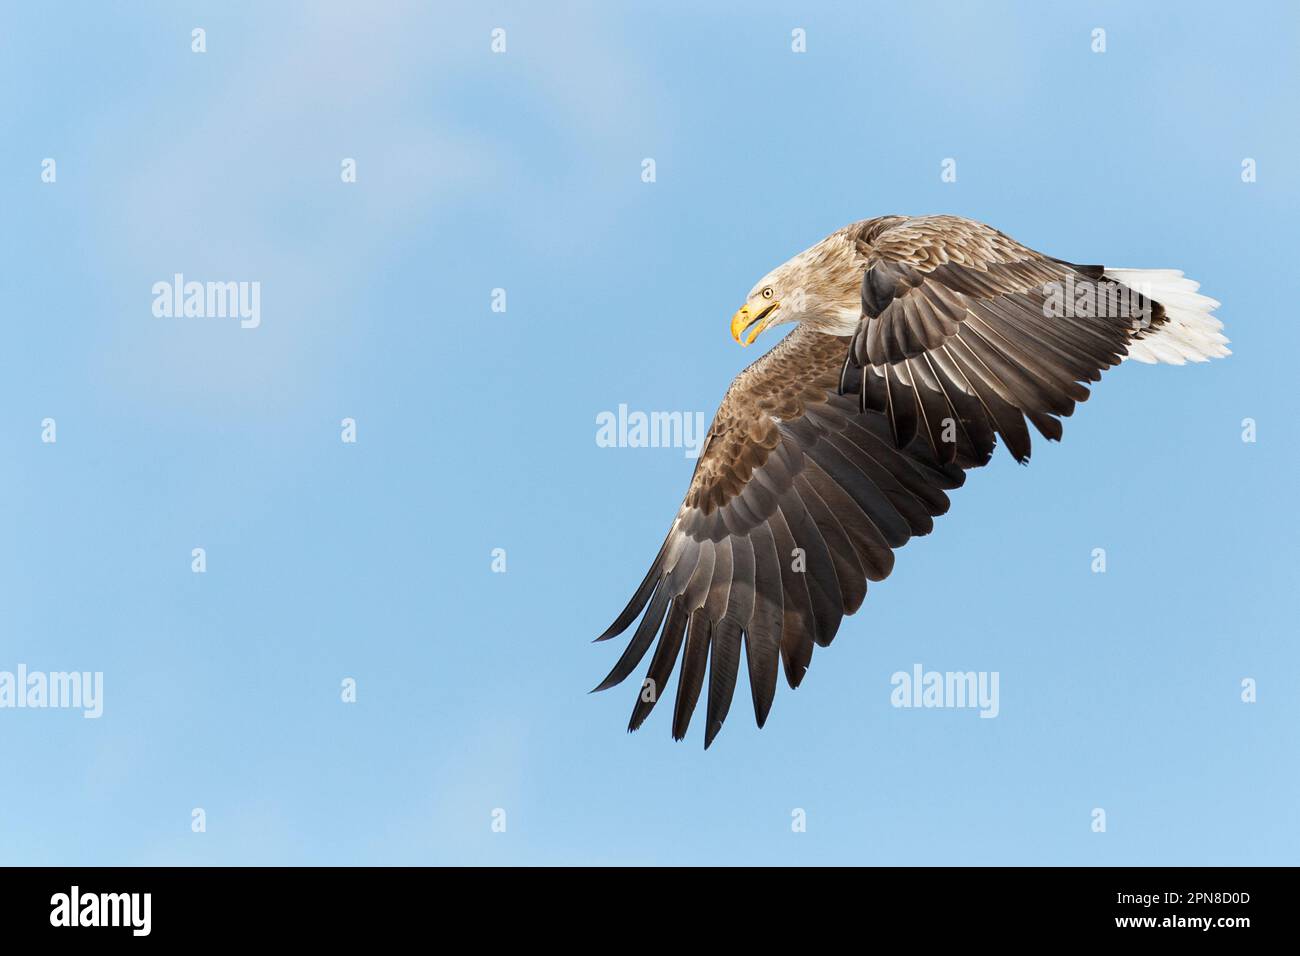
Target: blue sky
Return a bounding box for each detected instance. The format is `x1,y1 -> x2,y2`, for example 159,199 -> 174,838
1,1 -> 1297,865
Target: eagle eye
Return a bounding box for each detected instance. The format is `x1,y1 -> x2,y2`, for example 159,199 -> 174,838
761,287 -> 774,299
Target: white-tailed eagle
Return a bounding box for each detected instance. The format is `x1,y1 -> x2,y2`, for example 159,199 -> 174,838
594,215 -> 1228,747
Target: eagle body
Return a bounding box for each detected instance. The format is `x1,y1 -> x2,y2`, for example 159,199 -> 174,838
596,215 -> 1228,747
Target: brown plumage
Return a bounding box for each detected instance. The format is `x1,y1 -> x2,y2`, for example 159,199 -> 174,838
595,214 -> 1228,747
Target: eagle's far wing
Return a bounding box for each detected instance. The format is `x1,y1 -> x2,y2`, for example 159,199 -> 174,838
594,327 -> 964,747
845,214 -> 1146,466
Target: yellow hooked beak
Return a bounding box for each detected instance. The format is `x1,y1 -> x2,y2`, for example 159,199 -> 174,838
730,301 -> 780,347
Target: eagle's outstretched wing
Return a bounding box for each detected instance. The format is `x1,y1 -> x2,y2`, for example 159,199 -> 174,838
594,326 -> 963,748
844,214 -> 1145,466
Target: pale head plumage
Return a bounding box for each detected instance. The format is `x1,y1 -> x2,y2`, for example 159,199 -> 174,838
731,225 -> 871,345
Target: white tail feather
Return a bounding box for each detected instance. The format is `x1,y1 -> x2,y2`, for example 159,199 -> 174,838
1103,268 -> 1230,365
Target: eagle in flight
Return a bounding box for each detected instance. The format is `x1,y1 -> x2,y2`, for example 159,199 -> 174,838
594,215 -> 1228,748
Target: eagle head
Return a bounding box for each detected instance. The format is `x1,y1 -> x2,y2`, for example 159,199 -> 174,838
730,233 -> 864,346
